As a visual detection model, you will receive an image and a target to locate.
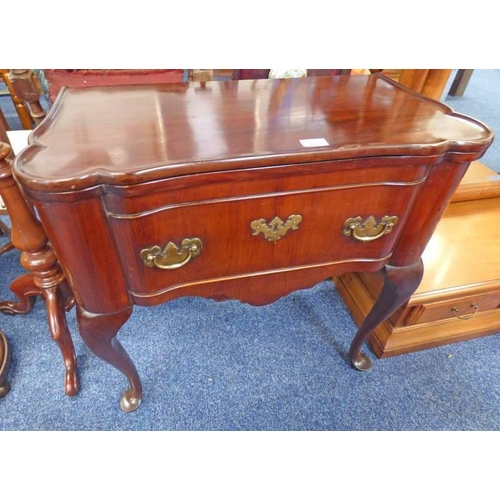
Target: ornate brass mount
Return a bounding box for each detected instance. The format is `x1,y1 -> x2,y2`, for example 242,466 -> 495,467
250,214 -> 302,242
140,238 -> 203,270
343,215 -> 398,242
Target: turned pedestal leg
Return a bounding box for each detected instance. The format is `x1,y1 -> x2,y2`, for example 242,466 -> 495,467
349,260 -> 424,370
0,142 -> 78,396
77,306 -> 142,412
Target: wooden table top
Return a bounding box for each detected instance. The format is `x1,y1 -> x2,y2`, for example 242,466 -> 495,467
417,195 -> 500,300
14,74 -> 493,192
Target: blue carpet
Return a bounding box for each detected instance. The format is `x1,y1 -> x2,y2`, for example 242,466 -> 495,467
445,69 -> 500,170
1,238 -> 499,431
0,70 -> 499,431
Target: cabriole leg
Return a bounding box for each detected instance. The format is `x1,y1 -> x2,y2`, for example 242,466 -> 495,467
349,259 -> 424,370
77,305 -> 142,412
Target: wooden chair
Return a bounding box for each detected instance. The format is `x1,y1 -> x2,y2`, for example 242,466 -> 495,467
0,69 -> 46,129
370,69 -> 453,101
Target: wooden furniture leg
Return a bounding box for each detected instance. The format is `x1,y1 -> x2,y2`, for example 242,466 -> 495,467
77,305 -> 141,412
448,70 -> 474,97
0,69 -> 37,129
349,260 -> 424,370
390,69 -> 453,100
0,108 -> 9,132
0,330 -> 11,397
0,142 -> 78,395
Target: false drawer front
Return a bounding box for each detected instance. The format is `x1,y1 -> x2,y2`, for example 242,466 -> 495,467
107,171 -> 423,300
408,291 -> 500,325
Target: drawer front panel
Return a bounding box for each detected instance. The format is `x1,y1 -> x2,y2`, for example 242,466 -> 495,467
108,182 -> 421,297
105,157 -> 431,216
411,292 -> 500,325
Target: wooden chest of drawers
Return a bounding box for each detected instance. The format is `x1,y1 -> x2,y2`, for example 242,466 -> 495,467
13,74 -> 493,410
105,156 -> 428,306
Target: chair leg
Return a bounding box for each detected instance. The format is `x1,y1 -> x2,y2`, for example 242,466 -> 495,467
0,330 -> 11,397
7,70 -> 46,126
0,69 -> 34,130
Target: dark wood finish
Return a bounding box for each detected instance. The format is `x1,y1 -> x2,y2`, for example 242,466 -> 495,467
0,330 -> 11,397
449,70 -> 474,97
0,140 -> 78,396
77,306 -> 141,411
42,69 -> 185,102
13,74 -> 493,411
349,260 -> 424,369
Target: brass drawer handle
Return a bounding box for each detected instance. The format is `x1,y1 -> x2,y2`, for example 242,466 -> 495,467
343,215 -> 398,242
451,303 -> 479,320
140,238 -> 203,270
250,214 -> 302,242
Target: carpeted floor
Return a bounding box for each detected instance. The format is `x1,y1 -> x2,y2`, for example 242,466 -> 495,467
444,69 -> 500,170
0,70 -> 499,431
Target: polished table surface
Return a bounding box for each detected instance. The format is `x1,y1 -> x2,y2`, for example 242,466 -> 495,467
16,75 -> 491,189
13,75 -> 493,411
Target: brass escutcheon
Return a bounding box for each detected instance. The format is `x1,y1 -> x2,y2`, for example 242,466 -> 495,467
250,214 -> 302,242
140,238 -> 203,270
343,215 -> 398,242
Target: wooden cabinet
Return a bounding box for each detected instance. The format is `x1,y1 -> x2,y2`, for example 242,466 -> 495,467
334,161 -> 500,357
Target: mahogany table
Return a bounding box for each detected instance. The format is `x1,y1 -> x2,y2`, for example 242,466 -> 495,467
13,74 -> 493,411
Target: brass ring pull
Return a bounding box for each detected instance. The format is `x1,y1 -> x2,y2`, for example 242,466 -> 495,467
343,215 -> 398,242
451,303 -> 479,320
140,238 -> 203,270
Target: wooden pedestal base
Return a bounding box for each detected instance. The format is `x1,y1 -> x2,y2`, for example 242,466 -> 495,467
0,141 -> 78,396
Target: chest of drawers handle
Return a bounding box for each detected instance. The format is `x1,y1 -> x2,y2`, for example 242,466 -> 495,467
140,238 -> 203,270
451,303 -> 479,320
250,214 -> 302,242
343,215 -> 398,242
